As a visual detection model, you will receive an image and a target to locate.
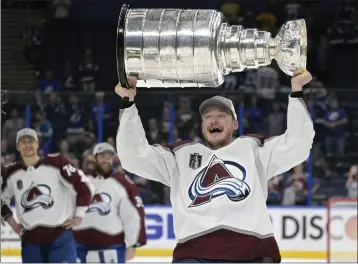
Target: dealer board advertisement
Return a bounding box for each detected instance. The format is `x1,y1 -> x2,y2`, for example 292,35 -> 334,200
1,206 -> 357,259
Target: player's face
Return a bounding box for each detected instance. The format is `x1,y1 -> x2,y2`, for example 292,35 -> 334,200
96,151 -> 114,173
201,107 -> 238,149
16,136 -> 39,158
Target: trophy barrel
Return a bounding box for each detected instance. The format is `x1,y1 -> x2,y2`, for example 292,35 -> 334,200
117,5 -> 225,88
117,5 -> 308,88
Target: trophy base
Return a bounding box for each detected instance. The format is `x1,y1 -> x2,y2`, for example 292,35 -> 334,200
116,4 -> 130,88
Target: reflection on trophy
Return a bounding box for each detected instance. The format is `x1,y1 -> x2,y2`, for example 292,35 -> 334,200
116,4 -> 307,88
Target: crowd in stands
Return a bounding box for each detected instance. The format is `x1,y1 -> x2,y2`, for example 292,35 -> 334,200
1,0 -> 357,206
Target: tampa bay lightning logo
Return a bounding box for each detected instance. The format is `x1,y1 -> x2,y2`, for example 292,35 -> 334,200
86,192 -> 112,215
188,155 -> 251,207
21,182 -> 54,213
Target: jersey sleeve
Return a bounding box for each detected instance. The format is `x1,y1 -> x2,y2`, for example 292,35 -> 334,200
113,173 -> 147,248
257,93 -> 314,179
116,104 -> 176,186
1,164 -> 15,217
56,156 -> 95,218
1,199 -> 13,221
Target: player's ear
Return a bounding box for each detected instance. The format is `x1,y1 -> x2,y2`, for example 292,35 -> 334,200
34,141 -> 40,151
233,119 -> 239,130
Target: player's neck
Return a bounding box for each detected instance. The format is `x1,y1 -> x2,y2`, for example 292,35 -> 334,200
22,156 -> 41,167
206,138 -> 233,150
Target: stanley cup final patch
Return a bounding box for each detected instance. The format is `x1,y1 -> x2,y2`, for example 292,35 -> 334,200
189,153 -> 202,170
17,180 -> 23,190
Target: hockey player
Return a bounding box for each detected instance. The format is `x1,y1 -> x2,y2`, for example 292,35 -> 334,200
115,70 -> 315,263
1,128 -> 94,263
73,142 -> 146,263
1,163 -> 17,231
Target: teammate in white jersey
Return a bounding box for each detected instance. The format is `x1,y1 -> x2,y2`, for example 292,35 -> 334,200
1,128 -> 94,263
73,142 -> 146,263
115,70 -> 314,263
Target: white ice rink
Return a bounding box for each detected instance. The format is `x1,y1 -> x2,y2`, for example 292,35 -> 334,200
0,256 -> 325,263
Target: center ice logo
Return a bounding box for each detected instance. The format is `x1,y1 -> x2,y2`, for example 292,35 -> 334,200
86,192 -> 112,215
188,155 -> 251,207
21,182 -> 54,213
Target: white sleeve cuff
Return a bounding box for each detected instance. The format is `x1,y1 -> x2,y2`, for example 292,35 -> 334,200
75,206 -> 88,218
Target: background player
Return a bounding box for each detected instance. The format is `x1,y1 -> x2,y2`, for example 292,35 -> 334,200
115,71 -> 314,263
73,142 -> 147,263
1,128 -> 94,263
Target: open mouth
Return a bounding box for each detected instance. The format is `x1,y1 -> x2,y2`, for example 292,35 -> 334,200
209,127 -> 223,134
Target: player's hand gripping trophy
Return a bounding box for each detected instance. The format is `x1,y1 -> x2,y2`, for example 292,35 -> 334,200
116,4 -> 307,89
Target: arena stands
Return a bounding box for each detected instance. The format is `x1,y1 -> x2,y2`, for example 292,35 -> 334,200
1,0 -> 357,206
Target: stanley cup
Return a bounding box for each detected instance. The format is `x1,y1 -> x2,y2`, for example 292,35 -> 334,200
117,4 -> 307,88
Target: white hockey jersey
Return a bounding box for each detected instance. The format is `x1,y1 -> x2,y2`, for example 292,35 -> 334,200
116,95 -> 314,261
1,155 -> 94,243
73,172 -> 147,248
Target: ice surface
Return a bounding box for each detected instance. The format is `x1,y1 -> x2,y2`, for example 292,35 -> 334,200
0,256 -> 326,263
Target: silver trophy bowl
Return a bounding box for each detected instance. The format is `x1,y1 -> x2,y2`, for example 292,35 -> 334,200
117,4 -> 307,88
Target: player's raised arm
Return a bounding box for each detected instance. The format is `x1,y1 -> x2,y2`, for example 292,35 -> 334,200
257,70 -> 315,179
115,78 -> 176,186
56,156 -> 94,218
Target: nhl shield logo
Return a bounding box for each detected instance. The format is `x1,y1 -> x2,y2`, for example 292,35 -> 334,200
189,153 -> 202,170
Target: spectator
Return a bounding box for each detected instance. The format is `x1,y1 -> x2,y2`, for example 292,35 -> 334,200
256,12 -> 277,33
321,98 -> 348,157
220,1 -> 243,25
51,0 -> 71,19
315,34 -> 329,80
37,70 -> 62,95
242,69 -> 257,91
176,96 -> 196,138
282,164 -> 308,206
160,103 -> 171,136
267,175 -> 283,205
2,108 -> 25,151
283,1 -> 303,21
21,20 -> 43,73
81,154 -> 95,174
346,165 -> 357,198
77,48 -> 99,92
106,137 -> 115,148
188,128 -> 202,143
65,93 -> 95,154
147,118 -> 163,145
59,139 -> 76,160
92,91 -> 113,139
245,95 -> 263,134
223,73 -> 240,90
71,158 -> 80,169
311,145 -> 331,179
66,93 -> 87,144
43,92 -> 68,141
172,127 -> 182,143
264,101 -> 286,137
1,139 -> 16,166
63,60 -> 76,90
256,66 -> 280,103
34,111 -> 53,154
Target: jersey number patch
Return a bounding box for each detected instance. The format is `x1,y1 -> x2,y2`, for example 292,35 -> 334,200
134,196 -> 144,208
62,164 -> 77,177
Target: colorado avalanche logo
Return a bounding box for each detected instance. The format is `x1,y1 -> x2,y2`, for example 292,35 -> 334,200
86,192 -> 112,215
21,182 -> 54,213
188,155 -> 251,207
